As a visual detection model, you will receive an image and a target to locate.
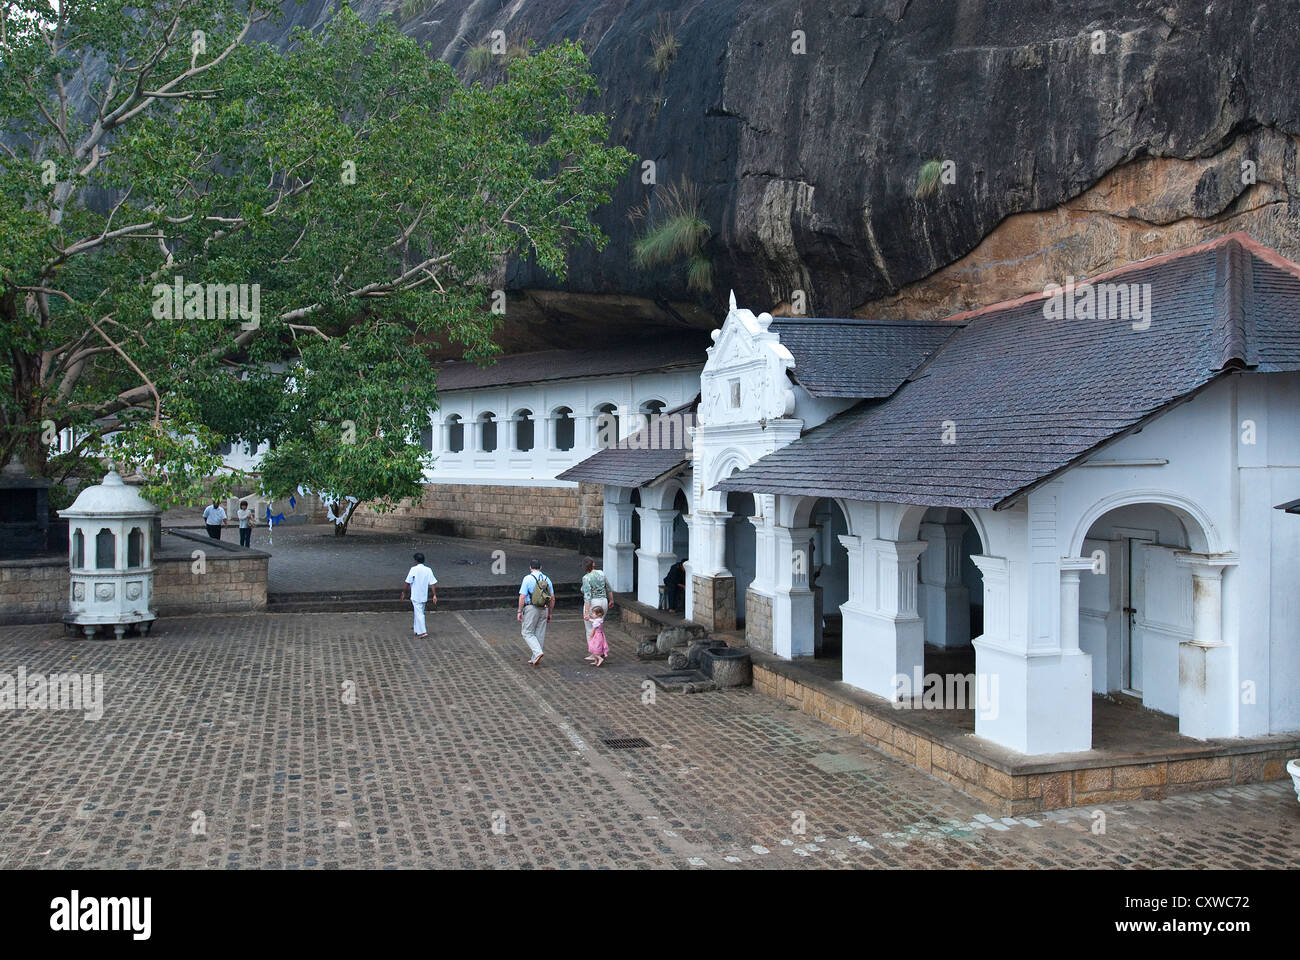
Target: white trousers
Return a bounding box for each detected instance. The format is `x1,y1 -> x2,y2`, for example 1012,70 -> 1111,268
411,600 -> 427,635
521,605 -> 548,658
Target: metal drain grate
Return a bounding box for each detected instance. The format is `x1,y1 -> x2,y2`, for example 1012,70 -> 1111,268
602,737 -> 653,750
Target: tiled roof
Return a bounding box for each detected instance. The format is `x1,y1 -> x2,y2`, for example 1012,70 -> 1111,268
556,399 -> 697,487
771,318 -> 961,397
718,233 -> 1300,508
435,333 -> 709,391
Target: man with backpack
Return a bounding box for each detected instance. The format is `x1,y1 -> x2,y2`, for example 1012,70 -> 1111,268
516,561 -> 555,666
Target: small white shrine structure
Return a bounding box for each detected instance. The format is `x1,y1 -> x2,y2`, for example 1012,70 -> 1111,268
59,470 -> 159,638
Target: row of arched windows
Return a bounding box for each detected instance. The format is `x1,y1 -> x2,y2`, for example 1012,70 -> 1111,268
435,400 -> 669,455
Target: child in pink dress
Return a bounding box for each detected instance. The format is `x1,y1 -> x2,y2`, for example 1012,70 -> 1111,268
585,603 -> 610,666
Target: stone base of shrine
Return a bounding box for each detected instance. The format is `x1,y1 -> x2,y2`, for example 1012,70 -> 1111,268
750,651 -> 1300,814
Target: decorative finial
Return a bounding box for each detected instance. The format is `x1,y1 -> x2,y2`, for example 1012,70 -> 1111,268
728,289 -> 737,313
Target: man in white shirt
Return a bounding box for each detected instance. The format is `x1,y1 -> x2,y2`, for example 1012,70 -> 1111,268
401,552 -> 438,639
202,499 -> 226,539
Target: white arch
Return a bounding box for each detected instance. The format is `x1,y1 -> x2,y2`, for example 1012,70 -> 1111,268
708,447 -> 753,488
891,503 -> 992,554
787,495 -> 857,537
1067,488 -> 1220,557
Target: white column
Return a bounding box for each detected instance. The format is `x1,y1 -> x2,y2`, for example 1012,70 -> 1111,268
919,520 -> 970,648
1058,557 -> 1095,655
1175,553 -> 1239,739
841,539 -> 927,699
635,506 -> 678,607
971,554 -> 1093,754
602,493 -> 636,593
771,525 -> 817,658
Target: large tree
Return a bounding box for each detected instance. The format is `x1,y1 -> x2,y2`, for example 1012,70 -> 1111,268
0,0 -> 632,512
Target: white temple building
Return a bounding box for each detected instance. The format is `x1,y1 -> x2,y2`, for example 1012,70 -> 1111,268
561,234 -> 1300,757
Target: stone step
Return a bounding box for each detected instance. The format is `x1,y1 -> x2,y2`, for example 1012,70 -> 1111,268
265,585 -> 582,614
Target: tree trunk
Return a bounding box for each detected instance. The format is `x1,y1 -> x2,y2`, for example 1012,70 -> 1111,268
332,502 -> 360,536
5,308 -> 49,476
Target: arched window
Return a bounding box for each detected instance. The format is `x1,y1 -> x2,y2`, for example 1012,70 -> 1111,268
127,527 -> 144,567
446,415 -> 465,453
637,399 -> 666,438
514,409 -> 534,452
420,423 -> 434,451
594,402 -> 619,449
553,407 -> 575,452
479,412 -> 498,453
95,528 -> 115,569
72,528 -> 84,568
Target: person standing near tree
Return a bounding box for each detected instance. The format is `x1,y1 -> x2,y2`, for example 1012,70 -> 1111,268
401,552 -> 438,639
236,500 -> 254,548
517,561 -> 555,666
202,498 -> 226,539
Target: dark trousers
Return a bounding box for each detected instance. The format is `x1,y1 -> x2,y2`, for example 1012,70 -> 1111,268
239,526 -> 251,547
206,524 -> 222,539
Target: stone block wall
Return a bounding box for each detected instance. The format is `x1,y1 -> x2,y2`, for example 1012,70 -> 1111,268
692,574 -> 736,632
0,557 -> 65,622
0,533 -> 267,625
347,482 -> 603,551
745,588 -> 773,652
153,533 -> 268,617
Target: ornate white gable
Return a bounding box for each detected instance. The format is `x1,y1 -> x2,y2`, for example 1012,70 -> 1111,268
699,292 -> 796,426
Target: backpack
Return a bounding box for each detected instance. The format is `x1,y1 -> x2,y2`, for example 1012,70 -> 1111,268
528,572 -> 552,607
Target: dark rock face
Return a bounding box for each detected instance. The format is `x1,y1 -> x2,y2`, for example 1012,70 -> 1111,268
266,1 -> 1300,327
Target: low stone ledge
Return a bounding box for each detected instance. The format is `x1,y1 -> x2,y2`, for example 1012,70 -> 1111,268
749,651 -> 1300,814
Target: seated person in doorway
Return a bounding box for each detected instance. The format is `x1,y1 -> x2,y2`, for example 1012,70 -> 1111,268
663,559 -> 686,612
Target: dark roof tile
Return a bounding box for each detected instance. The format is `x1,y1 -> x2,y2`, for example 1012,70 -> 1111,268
719,234 -> 1300,508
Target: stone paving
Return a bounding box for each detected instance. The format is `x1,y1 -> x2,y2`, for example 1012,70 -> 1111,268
251,523 -> 582,594
0,609 -> 1296,869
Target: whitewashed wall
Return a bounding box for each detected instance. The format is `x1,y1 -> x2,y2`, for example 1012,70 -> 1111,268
430,368 -> 700,485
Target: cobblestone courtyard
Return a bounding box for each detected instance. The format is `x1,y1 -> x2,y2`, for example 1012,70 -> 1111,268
0,609 -> 1296,869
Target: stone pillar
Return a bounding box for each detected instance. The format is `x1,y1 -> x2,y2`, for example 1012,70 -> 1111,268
1175,553 -> 1239,740
603,495 -> 636,593
635,506 -> 678,607
919,520 -> 970,648
771,526 -> 817,658
690,510 -> 733,630
971,554 -> 1093,754
841,539 -> 927,699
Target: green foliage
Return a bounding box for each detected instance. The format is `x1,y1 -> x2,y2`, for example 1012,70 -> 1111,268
916,159 -> 944,199
0,1 -> 634,511
255,322 -> 439,524
630,178 -> 713,293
